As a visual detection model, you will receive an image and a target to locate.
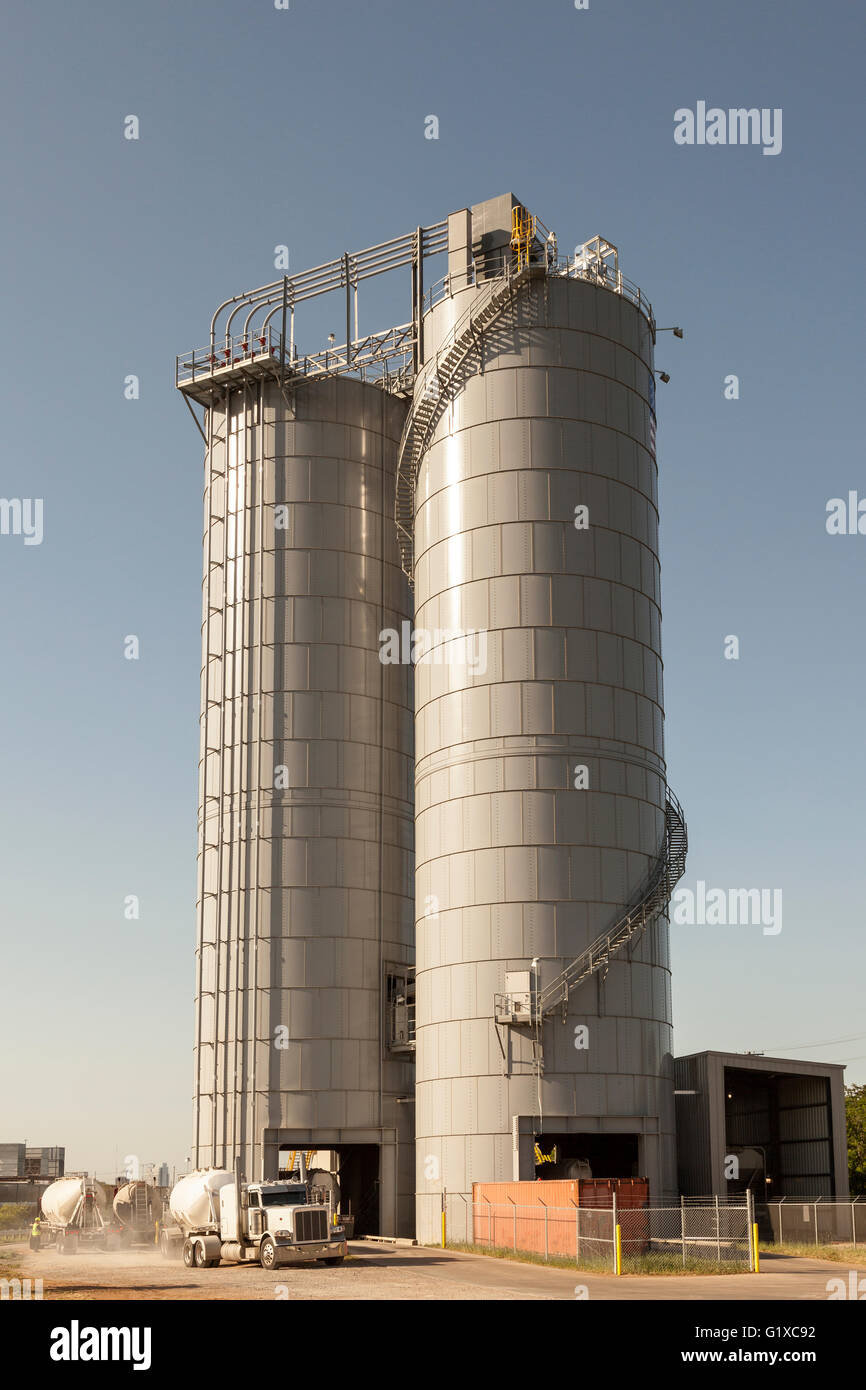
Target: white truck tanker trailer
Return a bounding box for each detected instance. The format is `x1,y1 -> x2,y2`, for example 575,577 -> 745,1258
159,1160 -> 347,1270
34,1177 -> 119,1254
113,1180 -> 162,1247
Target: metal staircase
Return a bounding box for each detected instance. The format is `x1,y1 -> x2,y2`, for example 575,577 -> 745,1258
286,1149 -> 315,1175
495,788 -> 688,1025
394,262 -> 537,579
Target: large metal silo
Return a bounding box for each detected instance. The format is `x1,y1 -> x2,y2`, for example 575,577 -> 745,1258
190,373 -> 415,1236
409,196 -> 682,1242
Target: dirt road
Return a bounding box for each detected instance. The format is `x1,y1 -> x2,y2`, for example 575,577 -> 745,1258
7,1241 -> 864,1301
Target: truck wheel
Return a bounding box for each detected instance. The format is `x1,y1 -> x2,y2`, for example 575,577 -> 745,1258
321,1256 -> 345,1266
159,1231 -> 172,1259
259,1237 -> 278,1270
182,1239 -> 195,1267
194,1241 -> 209,1268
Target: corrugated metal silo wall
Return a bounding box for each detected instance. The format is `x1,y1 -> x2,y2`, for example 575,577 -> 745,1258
194,376 -> 415,1226
413,270 -> 675,1241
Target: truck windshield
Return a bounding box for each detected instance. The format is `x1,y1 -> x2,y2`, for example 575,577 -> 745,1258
260,1190 -> 307,1207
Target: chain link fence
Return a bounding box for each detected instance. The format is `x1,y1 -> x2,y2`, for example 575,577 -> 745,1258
472,1196 -> 616,1270
619,1203 -> 751,1272
762,1198 -> 865,1247
419,1194 -> 752,1272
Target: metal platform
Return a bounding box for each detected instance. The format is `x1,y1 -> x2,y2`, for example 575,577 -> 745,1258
175,209 -> 654,412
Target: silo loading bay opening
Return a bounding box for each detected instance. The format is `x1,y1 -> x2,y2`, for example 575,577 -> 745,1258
333,1145 -> 380,1236
276,1144 -> 382,1235
535,1133 -> 640,1181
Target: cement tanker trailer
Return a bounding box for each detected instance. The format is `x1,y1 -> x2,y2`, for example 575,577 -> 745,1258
113,1180 -> 161,1247
159,1163 -> 347,1270
157,1168 -> 234,1259
35,1177 -> 119,1254
308,1167 -> 355,1240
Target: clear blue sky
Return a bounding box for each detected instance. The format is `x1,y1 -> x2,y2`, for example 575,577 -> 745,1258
1,0 -> 863,1178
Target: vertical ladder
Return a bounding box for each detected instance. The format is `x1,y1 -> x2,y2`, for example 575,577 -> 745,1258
133,1181 -> 150,1225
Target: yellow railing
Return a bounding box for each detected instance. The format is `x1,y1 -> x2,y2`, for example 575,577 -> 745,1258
511,205 -> 536,270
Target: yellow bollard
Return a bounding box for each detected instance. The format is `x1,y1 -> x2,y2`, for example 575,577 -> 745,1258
615,1224 -> 622,1276
753,1224 -> 760,1272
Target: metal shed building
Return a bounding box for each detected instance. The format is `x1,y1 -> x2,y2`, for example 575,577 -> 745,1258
674,1050 -> 849,1200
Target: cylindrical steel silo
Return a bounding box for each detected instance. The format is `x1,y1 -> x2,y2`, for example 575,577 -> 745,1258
193,374 -> 415,1236
411,197 -> 678,1243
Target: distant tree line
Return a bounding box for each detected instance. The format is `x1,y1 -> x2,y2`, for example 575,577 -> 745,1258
0,1203 -> 35,1230
846,1084 -> 866,1194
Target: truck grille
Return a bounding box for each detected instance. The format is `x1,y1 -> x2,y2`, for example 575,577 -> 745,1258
294,1208 -> 328,1243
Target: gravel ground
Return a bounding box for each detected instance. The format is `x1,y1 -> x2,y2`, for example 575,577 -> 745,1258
10,1240 -> 551,1301
7,1240 -> 864,1301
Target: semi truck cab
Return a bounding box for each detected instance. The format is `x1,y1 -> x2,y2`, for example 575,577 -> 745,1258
176,1175 -> 347,1270
230,1181 -> 345,1268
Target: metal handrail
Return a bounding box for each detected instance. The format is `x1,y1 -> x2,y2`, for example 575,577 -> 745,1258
552,256 -> 654,330
176,325 -> 284,387
394,261 -> 534,576
495,789 -> 686,1025
421,245 -> 653,329
423,263 -> 479,313
537,788 -> 686,1018
176,320 -> 418,393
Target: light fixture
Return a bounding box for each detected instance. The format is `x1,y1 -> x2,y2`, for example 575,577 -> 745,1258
658,326 -> 684,338
659,371 -> 671,384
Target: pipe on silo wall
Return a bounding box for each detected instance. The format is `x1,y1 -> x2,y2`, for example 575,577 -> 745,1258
413,263 -> 676,1244
193,376 -> 415,1235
